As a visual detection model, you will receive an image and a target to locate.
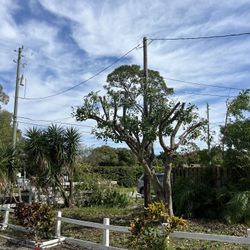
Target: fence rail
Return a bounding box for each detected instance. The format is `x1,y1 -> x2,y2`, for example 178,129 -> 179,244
0,205 -> 250,249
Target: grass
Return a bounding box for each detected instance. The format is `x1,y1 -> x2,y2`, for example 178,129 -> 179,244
60,205 -> 249,249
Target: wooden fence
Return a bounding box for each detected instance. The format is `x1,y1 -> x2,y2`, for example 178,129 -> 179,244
0,205 -> 250,249
172,165 -> 233,187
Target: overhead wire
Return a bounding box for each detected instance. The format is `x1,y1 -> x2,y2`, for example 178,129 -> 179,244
150,32 -> 250,41
19,42 -> 142,101
17,116 -> 93,128
173,91 -> 237,98
164,77 -> 243,91
18,121 -> 92,134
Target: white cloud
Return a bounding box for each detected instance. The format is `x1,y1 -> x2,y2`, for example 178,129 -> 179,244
1,0 -> 250,151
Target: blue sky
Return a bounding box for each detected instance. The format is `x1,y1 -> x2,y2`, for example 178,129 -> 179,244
1,0 -> 250,152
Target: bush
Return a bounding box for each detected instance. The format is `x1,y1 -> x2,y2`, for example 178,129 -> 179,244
81,186 -> 130,207
14,202 -> 55,240
128,202 -> 187,250
224,191 -> 250,225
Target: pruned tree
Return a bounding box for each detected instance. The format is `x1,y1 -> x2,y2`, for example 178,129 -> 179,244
75,65 -> 205,215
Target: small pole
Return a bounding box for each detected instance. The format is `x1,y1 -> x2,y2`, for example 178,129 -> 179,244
56,211 -> 62,238
103,218 -> 110,247
2,204 -> 10,230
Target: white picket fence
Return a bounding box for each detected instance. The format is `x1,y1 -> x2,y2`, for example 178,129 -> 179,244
0,204 -> 250,249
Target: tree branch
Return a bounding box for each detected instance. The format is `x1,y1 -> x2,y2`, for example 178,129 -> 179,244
176,121 -> 205,148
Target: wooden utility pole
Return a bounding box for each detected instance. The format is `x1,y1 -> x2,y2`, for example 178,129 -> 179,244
143,37 -> 151,207
207,103 -> 210,152
12,47 -> 23,149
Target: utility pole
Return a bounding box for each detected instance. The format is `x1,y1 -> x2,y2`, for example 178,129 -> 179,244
222,100 -> 229,158
207,103 -> 210,152
143,37 -> 150,207
143,37 -> 148,115
12,47 -> 23,149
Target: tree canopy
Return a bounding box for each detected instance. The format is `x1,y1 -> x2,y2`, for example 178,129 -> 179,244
75,64 -> 205,214
221,89 -> 250,169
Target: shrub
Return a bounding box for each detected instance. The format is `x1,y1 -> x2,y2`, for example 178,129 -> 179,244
82,187 -> 130,207
224,191 -> 250,225
128,202 -> 187,250
93,165 -> 143,187
14,202 -> 55,240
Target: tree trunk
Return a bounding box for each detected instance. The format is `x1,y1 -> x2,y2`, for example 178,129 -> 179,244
68,178 -> 74,207
144,173 -> 151,207
163,161 -> 174,216
141,159 -> 164,202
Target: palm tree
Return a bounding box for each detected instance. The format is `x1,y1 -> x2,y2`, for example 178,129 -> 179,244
24,125 -> 81,207
45,125 -> 66,204
64,127 -> 81,207
25,127 -> 48,174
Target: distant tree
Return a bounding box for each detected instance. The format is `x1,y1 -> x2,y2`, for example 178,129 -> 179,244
220,90 -> 250,224
0,110 -> 21,147
87,146 -> 119,166
116,148 -> 137,166
75,65 -> 205,215
87,146 -> 137,166
221,89 -> 250,167
0,85 -> 9,108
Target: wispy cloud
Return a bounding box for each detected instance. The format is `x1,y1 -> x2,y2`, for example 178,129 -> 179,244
0,0 -> 249,151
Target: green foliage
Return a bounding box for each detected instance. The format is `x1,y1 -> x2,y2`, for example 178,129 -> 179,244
173,177 -> 219,219
227,89 -> 250,120
0,85 -> 9,107
224,191 -> 250,225
24,125 -> 81,207
128,202 -> 187,250
0,144 -> 24,183
78,185 -> 130,208
91,188 -> 129,207
87,145 -> 119,166
93,165 -> 143,187
87,146 -> 137,167
0,110 -> 21,147
221,89 -> 250,168
14,202 -> 55,240
73,163 -> 130,207
75,64 -> 205,208
222,120 -> 250,153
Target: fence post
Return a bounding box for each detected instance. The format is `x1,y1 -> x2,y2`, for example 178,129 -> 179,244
103,218 -> 110,247
56,211 -> 62,238
247,229 -> 250,250
2,204 -> 10,230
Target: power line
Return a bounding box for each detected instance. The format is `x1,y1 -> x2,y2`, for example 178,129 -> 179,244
174,91 -> 237,98
150,32 -> 250,41
18,121 -> 47,128
19,43 -> 142,101
18,121 -> 92,134
18,116 -> 93,128
165,77 -> 243,91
